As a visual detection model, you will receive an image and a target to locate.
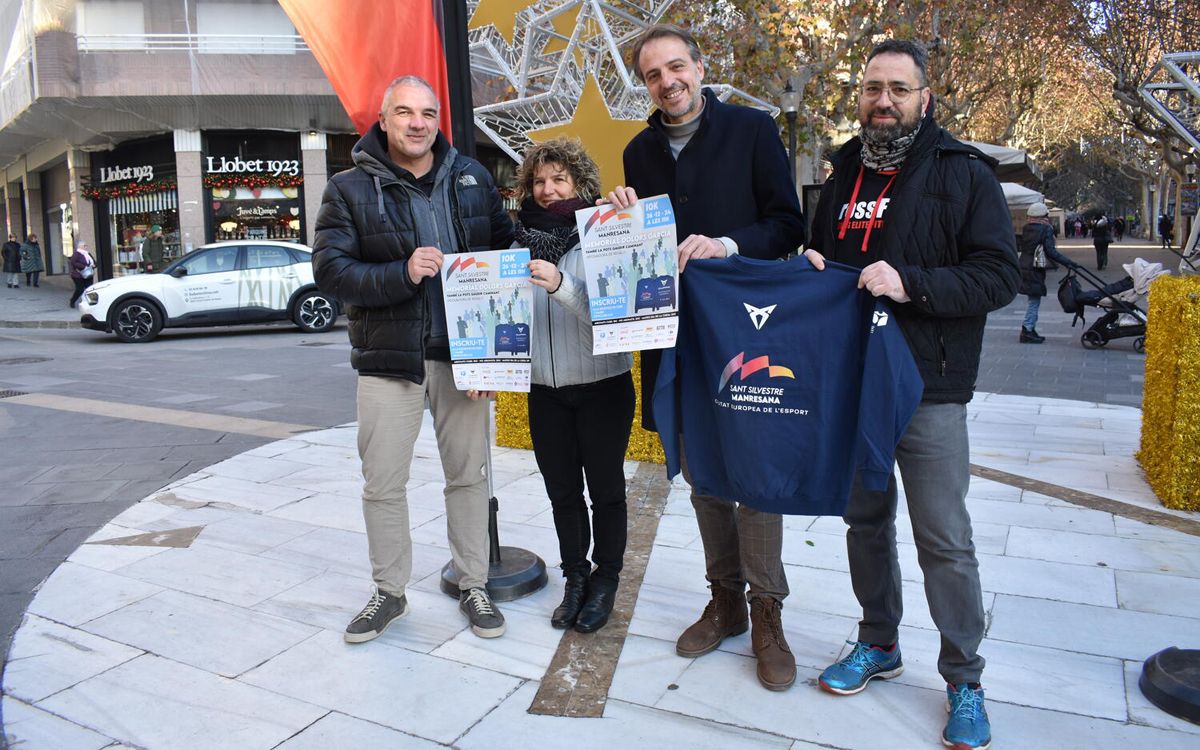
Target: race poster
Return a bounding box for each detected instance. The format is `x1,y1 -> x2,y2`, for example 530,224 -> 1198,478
441,248 -> 533,392
575,194 -> 679,354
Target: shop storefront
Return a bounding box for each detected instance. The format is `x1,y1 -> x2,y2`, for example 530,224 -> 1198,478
203,132 -> 304,243
84,135 -> 180,278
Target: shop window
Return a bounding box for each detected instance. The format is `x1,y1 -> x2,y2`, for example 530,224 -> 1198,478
107,193 -> 180,277
211,188 -> 302,241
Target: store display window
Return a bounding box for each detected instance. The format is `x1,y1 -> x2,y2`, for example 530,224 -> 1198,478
108,195 -> 180,276
208,181 -> 303,241
84,145 -> 179,278
204,132 -> 304,242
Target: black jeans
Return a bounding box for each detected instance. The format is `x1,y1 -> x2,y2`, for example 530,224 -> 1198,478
1094,241 -> 1110,270
69,277 -> 87,306
528,371 -> 635,584
25,271 -> 39,287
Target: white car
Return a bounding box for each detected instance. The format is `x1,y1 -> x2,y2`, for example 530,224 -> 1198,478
80,240 -> 339,343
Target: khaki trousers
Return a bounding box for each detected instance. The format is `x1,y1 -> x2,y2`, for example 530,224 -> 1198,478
357,362 -> 490,595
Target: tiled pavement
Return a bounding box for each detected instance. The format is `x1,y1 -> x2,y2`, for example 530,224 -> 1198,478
3,392 -> 1199,749
3,237 -> 1199,748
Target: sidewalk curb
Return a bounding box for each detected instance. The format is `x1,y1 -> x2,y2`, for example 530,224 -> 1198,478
0,320 -> 77,329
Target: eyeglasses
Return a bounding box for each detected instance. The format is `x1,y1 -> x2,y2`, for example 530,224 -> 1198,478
861,83 -> 925,102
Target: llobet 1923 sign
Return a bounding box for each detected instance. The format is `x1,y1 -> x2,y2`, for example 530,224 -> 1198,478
205,156 -> 301,178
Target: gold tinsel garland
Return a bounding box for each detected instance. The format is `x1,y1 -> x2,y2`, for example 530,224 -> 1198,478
496,352 -> 665,463
1136,275 -> 1200,511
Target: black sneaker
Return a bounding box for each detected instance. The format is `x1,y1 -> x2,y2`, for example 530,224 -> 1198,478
344,587 -> 407,643
459,587 -> 506,638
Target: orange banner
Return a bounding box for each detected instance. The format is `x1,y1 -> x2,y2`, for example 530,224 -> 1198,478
278,0 -> 454,139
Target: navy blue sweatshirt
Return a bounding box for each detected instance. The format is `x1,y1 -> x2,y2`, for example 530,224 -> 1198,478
653,255 -> 923,515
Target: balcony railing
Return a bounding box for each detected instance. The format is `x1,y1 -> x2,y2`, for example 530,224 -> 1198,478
76,34 -> 309,55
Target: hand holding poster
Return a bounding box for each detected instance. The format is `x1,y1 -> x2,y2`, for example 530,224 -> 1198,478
575,195 -> 679,355
442,248 -> 534,392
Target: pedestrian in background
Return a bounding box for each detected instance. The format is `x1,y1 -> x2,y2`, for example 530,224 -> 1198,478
2,233 -> 20,288
19,233 -> 43,287
1113,216 -> 1125,242
1159,214 -> 1174,249
1018,202 -> 1074,343
68,242 -> 96,308
1093,216 -> 1112,270
142,224 -> 165,272
518,137 -> 635,634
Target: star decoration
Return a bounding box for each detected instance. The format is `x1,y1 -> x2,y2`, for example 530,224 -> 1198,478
468,0 -> 529,46
526,74 -> 647,192
468,0 -> 779,182
540,3 -> 583,56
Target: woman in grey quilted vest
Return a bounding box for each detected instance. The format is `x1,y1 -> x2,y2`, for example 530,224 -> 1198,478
519,138 -> 634,634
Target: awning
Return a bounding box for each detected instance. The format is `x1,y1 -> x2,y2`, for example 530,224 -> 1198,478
108,190 -> 178,216
965,141 -> 1043,185
1001,182 -> 1044,209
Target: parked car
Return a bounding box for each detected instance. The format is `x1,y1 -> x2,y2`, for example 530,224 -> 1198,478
79,240 -> 339,343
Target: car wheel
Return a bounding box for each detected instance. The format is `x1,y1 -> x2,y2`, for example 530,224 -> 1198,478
111,299 -> 163,343
294,290 -> 336,333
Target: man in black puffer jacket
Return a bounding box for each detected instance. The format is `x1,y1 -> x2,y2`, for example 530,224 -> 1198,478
805,41 -> 1017,750
313,76 -> 514,644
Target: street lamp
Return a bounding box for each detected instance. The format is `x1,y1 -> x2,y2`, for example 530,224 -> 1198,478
781,81 -> 800,186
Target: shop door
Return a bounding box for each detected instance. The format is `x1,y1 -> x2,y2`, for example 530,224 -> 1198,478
161,244 -> 242,323
239,244 -> 300,320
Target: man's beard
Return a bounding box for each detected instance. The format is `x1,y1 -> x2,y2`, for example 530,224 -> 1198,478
861,107 -> 920,144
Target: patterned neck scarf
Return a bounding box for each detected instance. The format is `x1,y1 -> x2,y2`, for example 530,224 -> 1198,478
860,118 -> 923,171
514,197 -> 589,265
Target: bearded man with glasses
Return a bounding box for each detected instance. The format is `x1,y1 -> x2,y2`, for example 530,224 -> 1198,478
803,39 -> 1018,750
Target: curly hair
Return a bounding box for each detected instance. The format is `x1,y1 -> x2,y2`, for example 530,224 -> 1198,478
515,137 -> 601,204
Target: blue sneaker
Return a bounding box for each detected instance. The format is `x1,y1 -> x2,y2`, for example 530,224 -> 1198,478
943,683 -> 991,749
818,640 -> 904,695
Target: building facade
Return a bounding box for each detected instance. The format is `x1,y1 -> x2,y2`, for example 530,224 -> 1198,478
0,0 -> 361,280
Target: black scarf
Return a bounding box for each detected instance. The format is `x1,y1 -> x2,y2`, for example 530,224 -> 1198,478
514,197 -> 589,265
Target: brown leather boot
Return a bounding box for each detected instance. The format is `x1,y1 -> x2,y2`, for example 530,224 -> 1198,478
676,585 -> 749,657
750,597 -> 795,691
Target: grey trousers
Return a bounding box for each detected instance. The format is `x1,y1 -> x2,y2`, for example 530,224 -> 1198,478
681,443 -> 789,602
845,401 -> 986,684
357,363 -> 490,596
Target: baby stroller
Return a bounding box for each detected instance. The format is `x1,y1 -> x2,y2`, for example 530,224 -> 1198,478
1056,259 -> 1170,351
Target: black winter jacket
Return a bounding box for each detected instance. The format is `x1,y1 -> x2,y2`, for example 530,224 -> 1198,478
312,126 -> 514,382
624,88 -> 806,429
1,241 -> 19,273
810,113 -> 1019,404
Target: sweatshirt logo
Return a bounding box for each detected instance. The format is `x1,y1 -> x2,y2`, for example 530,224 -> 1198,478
445,256 -> 490,279
872,310 -> 889,327
582,207 -> 632,235
743,303 -> 777,330
717,352 -> 795,393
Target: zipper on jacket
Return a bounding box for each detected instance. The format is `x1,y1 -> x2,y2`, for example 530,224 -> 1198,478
399,182 -> 440,373
937,322 -> 947,376
451,173 -> 472,252
546,295 -> 558,388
